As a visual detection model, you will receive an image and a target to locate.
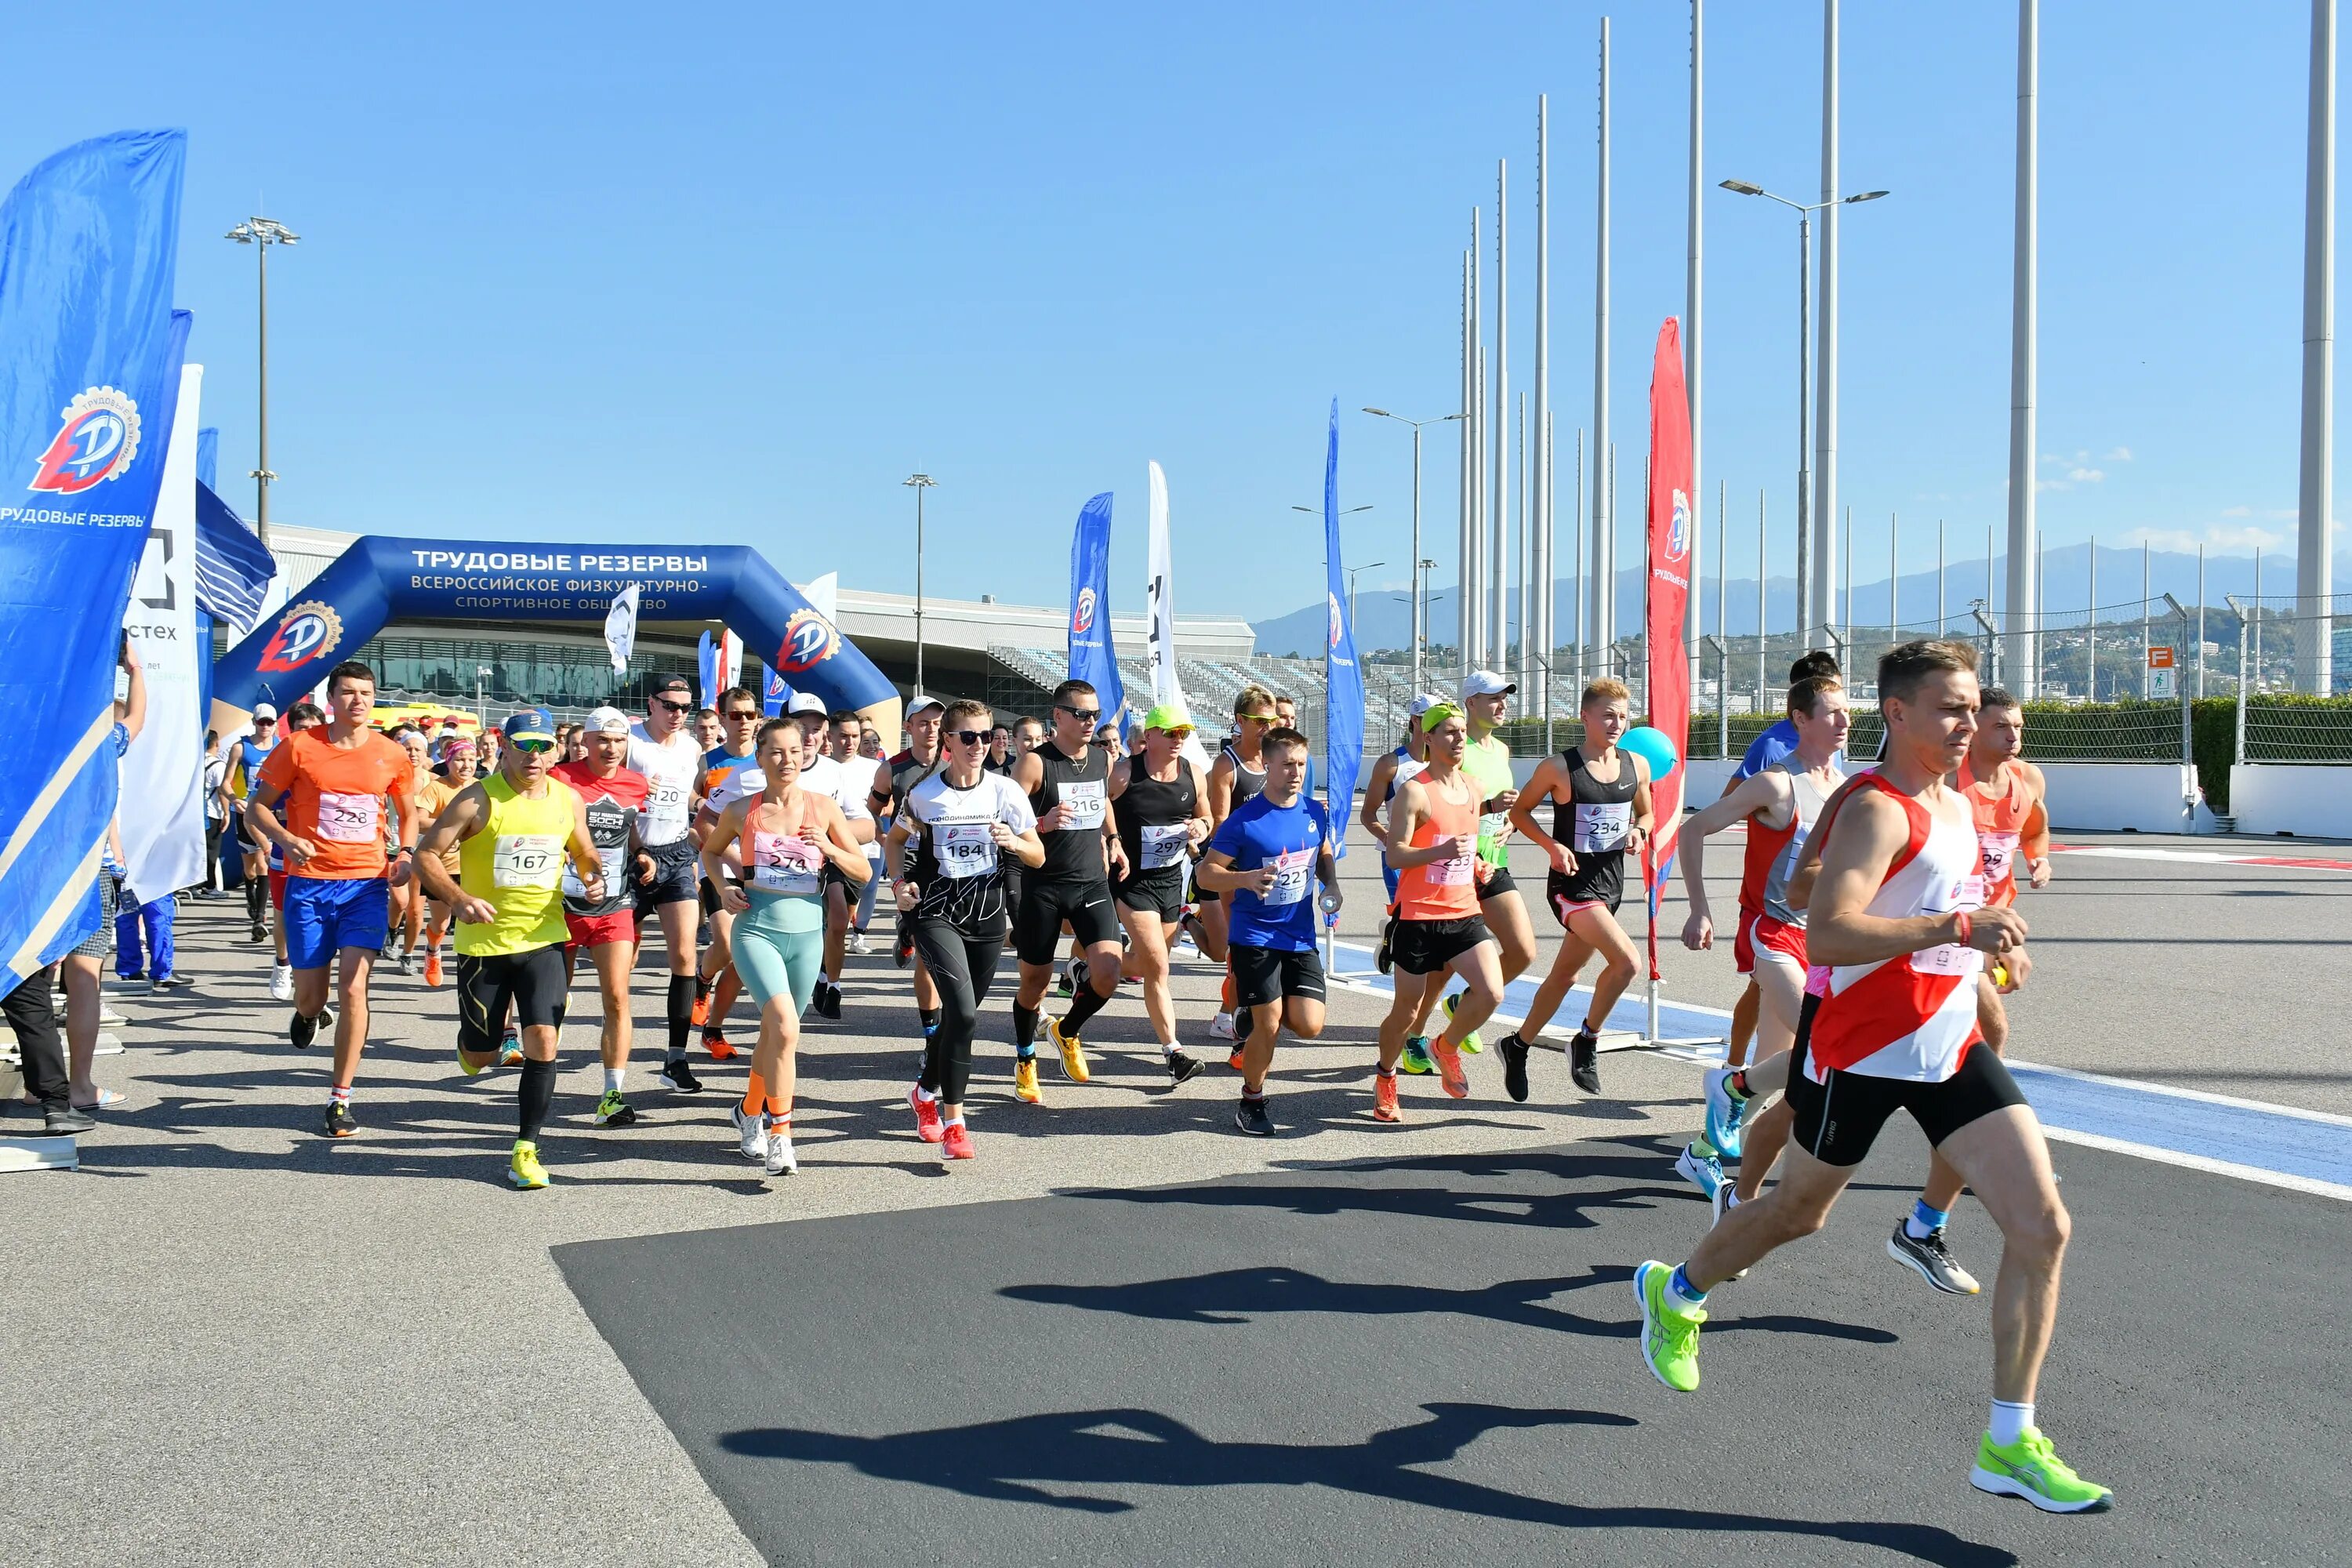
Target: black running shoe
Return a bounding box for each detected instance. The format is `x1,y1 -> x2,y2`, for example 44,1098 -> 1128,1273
1500,1032 -> 1532,1102
1165,1048 -> 1204,1084
895,919 -> 915,968
322,1100 -> 356,1138
816,982 -> 843,1021
249,921 -> 268,943
1375,916 -> 1396,975
289,1011 -> 318,1050
1570,1029 -> 1601,1094
1234,1095 -> 1276,1137
659,1058 -> 703,1094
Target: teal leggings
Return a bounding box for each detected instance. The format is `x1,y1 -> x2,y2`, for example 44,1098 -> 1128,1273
733,919 -> 826,1014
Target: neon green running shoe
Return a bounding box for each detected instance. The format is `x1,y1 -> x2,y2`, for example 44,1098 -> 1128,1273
1444,993 -> 1483,1054
1400,1036 -> 1436,1075
1969,1428 -> 2113,1513
456,1040 -> 485,1078
508,1139 -> 550,1191
1632,1260 -> 1704,1392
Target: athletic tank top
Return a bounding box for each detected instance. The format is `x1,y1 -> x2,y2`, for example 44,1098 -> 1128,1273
1462,733 -> 1515,867
1116,757 -> 1198,877
1027,740 -> 1112,884
1760,762 -> 1842,927
1377,745 -> 1428,830
1807,775 -> 1987,1083
1547,746 -> 1639,908
1222,743 -> 1266,810
1737,790 -> 1797,918
742,791 -> 829,936
456,773 -> 578,956
1395,769 -> 1482,921
1957,756 -> 2034,909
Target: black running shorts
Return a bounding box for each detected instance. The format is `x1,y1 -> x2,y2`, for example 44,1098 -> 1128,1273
1113,866 -> 1187,924
636,839 -> 699,916
1479,865 -> 1519,901
1390,914 -> 1495,976
1230,943 -> 1327,1009
1014,877 -> 1121,966
456,945 -> 569,1054
1786,1013 -> 2029,1167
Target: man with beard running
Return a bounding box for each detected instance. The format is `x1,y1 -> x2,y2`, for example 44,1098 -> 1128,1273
416,709 -> 608,1189
1106,703 -> 1213,1083
629,673 -> 709,1093
1007,680 -> 1128,1103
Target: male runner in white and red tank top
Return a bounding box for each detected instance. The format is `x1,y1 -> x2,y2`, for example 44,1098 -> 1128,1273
1632,638 -> 2112,1517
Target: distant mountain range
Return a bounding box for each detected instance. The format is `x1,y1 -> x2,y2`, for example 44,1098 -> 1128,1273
1252,540 -> 2329,657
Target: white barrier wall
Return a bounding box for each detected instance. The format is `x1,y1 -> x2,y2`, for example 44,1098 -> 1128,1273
2035,763 -> 2194,833
2228,764 -> 2352,839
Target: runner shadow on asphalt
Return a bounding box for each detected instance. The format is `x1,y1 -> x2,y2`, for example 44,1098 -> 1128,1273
998,1263 -> 1899,1346
713,1402 -> 2008,1566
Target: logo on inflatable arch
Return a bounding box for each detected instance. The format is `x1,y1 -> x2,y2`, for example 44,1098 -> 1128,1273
1667,488 -> 1692,564
1072,586 -> 1098,637
257,600 -> 346,676
775,608 -> 840,674
1327,591 -> 1346,650
27,387 -> 142,496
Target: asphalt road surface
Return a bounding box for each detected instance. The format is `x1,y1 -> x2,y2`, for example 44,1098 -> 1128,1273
4,823 -> 2345,1566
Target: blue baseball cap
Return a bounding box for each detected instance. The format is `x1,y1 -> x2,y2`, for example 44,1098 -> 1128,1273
501,707 -> 557,744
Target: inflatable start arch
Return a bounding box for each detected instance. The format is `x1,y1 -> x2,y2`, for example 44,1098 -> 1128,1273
210,536 -> 897,726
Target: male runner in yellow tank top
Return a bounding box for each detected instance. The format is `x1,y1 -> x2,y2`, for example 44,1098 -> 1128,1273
415,708 -> 608,1190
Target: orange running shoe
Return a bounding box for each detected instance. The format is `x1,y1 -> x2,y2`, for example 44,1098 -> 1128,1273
703,1026 -> 735,1061
690,990 -> 710,1028
1373,1073 -> 1403,1123
909,1086 -> 946,1144
423,949 -> 444,988
1227,1047 -> 1245,1073
941,1121 -> 976,1160
1430,1037 -> 1470,1100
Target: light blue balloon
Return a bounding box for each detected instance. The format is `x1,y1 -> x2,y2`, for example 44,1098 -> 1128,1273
1621,724 -> 1679,779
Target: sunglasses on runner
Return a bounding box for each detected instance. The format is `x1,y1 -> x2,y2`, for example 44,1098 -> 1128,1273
1057,705 -> 1101,722
948,728 -> 990,746
724,710 -> 760,722
1239,713 -> 1276,726
654,697 -> 693,713
510,737 -> 556,755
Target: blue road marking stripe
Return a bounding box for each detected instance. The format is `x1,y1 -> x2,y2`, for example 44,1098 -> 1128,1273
1320,937 -> 2352,1199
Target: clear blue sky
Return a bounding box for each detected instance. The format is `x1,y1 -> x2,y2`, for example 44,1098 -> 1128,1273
8,2 -> 2338,624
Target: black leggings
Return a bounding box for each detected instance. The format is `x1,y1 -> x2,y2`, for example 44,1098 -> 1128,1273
910,918 -> 1007,1105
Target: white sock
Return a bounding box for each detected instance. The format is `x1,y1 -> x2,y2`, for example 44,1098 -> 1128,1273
1160,1040 -> 1180,1058
604,1068 -> 624,1094
915,1085 -> 938,1104
1990,1399 -> 2034,1446
944,1114 -> 965,1128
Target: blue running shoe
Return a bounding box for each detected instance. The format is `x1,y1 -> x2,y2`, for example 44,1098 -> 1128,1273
1703,1066 -> 1747,1160
1675,1142 -> 1727,1201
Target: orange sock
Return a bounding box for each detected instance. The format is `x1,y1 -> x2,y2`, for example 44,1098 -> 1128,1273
1221,971 -> 1236,1011
742,1070 -> 768,1116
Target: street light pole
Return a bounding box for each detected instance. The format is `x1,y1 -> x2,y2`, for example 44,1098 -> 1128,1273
1365,409 -> 1466,696
903,474 -> 935,696
1345,561 -> 1388,646
1718,179 -> 1887,651
226,215 -> 299,548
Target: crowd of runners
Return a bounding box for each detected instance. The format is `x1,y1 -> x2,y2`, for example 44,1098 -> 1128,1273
54,630 -> 2107,1516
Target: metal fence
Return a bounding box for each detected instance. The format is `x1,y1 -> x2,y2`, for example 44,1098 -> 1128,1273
2227,593 -> 2352,764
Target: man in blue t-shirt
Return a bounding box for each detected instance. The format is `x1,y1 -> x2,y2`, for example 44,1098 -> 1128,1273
1200,725 -> 1341,1138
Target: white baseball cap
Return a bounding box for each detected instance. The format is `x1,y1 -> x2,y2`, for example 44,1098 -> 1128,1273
1407,692 -> 1444,717
252,702 -> 278,721
906,692 -> 944,716
1462,670 -> 1518,699
787,692 -> 828,717
584,705 -> 632,736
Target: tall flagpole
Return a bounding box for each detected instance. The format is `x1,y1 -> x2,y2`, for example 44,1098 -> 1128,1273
2299,0 -> 2337,692
1461,245 -> 1475,683
2005,0 -> 2040,694
1813,0 -> 1842,647
1593,18 -> 1613,661
1471,209 -> 1486,672
1492,160 -> 1512,674
1534,93 -> 1552,719
1687,0 -> 1705,696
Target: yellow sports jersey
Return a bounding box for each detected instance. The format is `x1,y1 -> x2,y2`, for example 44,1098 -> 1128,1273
455,774 -> 578,956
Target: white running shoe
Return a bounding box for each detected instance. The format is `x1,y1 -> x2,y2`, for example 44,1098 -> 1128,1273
765,1124 -> 797,1176
847,931 -> 871,956
731,1103 -> 768,1162
1209,1012 -> 1236,1042
268,964 -> 294,1003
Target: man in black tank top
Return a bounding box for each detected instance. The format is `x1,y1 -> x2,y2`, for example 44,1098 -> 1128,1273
1496,678 -> 1655,1100
1007,680 -> 1129,1103
1199,683 -> 1279,1044
1108,703 -> 1214,1083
